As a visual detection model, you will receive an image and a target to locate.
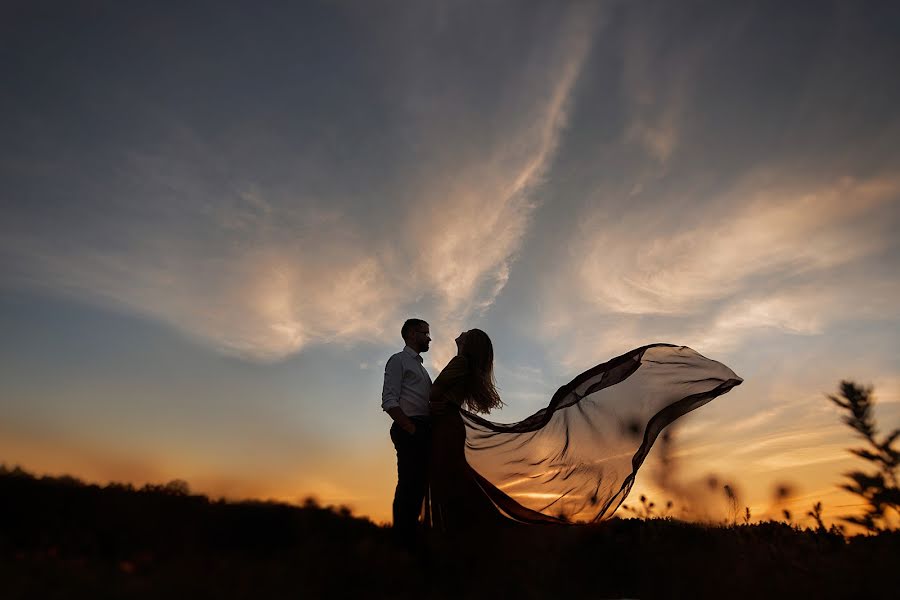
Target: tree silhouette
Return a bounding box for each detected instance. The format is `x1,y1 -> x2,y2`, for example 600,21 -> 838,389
827,381 -> 900,532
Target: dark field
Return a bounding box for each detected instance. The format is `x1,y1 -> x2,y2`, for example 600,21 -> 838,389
2,468 -> 897,599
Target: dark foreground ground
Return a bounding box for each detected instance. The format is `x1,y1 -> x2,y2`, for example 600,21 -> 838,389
2,468 -> 897,599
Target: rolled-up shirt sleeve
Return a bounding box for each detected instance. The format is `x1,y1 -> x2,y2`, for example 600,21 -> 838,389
381,354 -> 403,412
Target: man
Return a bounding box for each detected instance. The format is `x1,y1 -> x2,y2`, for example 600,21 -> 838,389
382,318 -> 432,549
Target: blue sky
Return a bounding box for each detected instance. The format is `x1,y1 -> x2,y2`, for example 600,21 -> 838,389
2,0 -> 899,523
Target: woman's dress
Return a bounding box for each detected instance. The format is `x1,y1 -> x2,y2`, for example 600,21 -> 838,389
427,344 -> 742,528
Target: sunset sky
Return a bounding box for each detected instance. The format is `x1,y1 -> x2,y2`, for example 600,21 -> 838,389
2,1 -> 898,525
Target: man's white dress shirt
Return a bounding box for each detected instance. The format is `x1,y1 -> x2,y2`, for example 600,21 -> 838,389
381,346 -> 432,417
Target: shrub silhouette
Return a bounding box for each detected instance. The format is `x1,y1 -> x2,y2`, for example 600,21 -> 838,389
827,381 -> 900,532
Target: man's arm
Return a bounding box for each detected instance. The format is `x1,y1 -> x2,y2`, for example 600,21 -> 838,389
382,355 -> 416,434
386,406 -> 416,434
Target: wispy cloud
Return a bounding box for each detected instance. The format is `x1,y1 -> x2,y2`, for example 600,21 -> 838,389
0,4 -> 598,364
576,175 -> 897,315
397,5 -> 598,364
1,201 -> 402,360
621,19 -> 692,164
538,172 -> 899,368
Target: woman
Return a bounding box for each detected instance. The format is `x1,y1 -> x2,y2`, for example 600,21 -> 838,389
427,330 -> 742,529
427,329 -> 526,532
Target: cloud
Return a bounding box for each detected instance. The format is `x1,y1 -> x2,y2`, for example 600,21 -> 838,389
0,4 -> 599,364
1,202 -> 402,360
537,172 -> 899,368
621,37 -> 687,165
407,14 -> 593,314
576,174 -> 898,315
696,277 -> 900,353
754,444 -> 850,470
391,5 -> 598,366
720,405 -> 788,434
617,1 -> 742,167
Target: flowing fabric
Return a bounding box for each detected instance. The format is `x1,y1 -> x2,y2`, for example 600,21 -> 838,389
427,344 -> 742,528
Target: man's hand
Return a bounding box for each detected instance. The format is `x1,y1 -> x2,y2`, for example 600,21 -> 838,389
402,421 -> 417,435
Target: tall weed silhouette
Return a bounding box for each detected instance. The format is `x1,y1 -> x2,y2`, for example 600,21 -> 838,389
827,381 -> 899,532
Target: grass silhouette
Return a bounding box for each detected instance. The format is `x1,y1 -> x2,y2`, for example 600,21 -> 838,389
1,379 -> 897,598
2,464 -> 898,599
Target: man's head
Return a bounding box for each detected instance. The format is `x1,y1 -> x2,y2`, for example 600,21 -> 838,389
401,318 -> 431,354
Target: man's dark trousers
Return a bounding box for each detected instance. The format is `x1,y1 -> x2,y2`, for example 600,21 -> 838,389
390,416 -> 431,550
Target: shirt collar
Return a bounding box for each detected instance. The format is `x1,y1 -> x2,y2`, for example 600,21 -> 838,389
403,345 -> 423,363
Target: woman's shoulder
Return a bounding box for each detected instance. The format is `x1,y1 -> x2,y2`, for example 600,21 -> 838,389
447,354 -> 470,371
436,355 -> 469,383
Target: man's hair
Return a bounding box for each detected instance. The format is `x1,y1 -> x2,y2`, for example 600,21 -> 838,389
401,318 -> 429,341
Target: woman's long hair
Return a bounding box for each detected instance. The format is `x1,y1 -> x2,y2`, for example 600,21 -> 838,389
460,328 -> 503,414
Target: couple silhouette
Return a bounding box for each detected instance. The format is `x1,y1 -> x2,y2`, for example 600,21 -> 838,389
382,318 -> 743,549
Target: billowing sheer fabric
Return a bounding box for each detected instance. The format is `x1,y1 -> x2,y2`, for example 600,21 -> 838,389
427,344 -> 742,528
